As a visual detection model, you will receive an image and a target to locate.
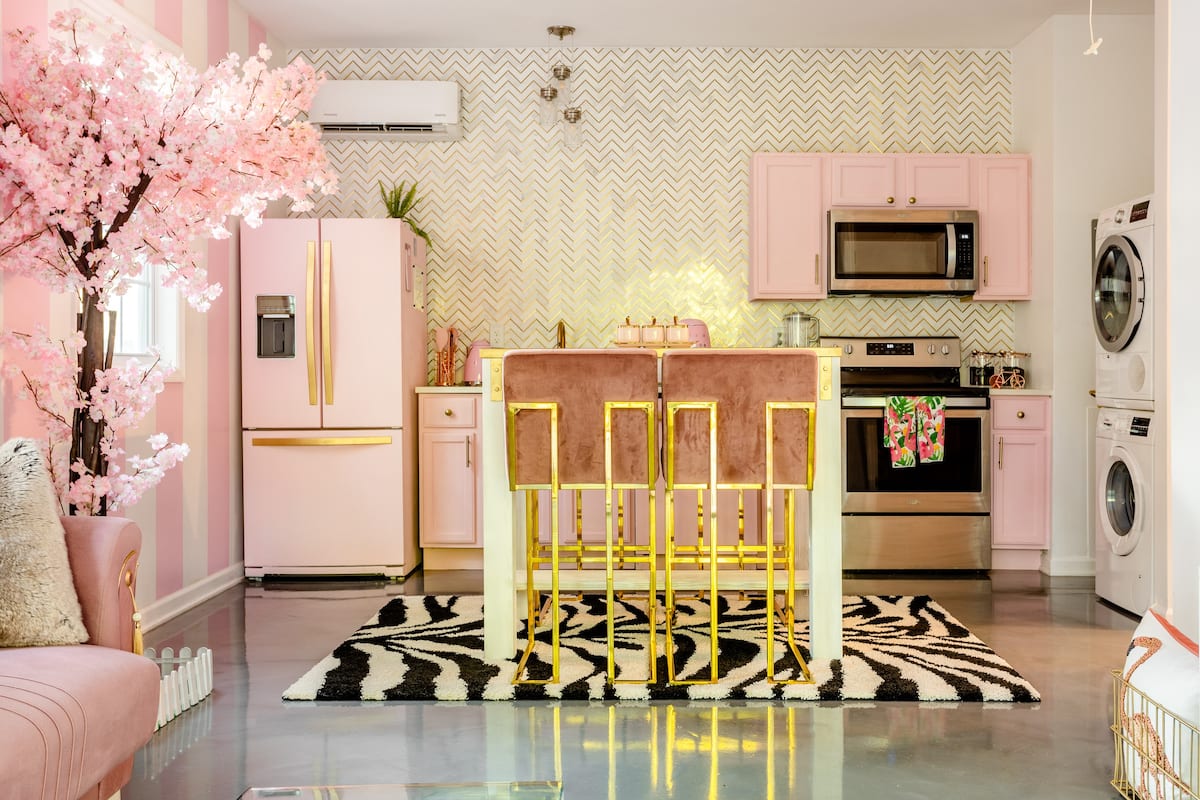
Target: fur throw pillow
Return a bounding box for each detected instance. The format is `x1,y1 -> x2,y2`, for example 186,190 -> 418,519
0,438 -> 88,646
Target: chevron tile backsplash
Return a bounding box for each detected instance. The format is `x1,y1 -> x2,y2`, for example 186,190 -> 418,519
292,46 -> 1016,375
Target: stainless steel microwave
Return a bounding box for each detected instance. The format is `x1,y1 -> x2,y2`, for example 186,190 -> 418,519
828,208 -> 979,295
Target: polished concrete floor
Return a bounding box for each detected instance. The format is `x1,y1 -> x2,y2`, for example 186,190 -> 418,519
126,571 -> 1137,799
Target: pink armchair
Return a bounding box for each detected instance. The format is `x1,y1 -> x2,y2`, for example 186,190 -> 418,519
0,516 -> 161,800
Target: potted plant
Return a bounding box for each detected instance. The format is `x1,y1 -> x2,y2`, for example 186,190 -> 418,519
379,180 -> 432,250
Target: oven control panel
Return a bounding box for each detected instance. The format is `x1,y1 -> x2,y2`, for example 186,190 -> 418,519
823,337 -> 962,369
866,342 -> 914,356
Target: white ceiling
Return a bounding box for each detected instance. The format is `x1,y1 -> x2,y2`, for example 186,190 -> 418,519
240,0 -> 1151,51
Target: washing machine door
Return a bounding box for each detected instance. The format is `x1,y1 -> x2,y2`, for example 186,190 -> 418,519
1093,235 -> 1146,353
1098,446 -> 1146,556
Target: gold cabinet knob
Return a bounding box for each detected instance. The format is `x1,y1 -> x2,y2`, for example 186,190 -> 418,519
886,196 -> 895,204
908,196 -> 917,205
444,408 -> 454,416
1016,411 -> 1025,419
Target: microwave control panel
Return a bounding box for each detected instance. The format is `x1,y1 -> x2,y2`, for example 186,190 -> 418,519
954,227 -> 975,280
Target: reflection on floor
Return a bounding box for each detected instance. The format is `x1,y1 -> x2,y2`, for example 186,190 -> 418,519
125,571 -> 1136,800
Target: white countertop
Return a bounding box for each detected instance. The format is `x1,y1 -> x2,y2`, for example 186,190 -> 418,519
416,385 -> 484,394
990,388 -> 1052,397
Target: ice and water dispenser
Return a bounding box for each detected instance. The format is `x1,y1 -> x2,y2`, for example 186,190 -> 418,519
256,295 -> 296,358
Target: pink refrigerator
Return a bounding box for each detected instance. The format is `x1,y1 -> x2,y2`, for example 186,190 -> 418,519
239,218 -> 427,577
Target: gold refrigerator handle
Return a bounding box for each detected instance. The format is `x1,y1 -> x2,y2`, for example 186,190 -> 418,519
998,436 -> 1004,470
322,240 -> 334,405
251,436 -> 393,447
306,242 -> 318,406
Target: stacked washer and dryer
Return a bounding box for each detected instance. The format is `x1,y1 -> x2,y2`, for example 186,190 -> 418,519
1092,195 -> 1156,615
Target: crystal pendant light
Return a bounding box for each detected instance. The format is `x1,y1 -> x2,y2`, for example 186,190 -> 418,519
547,26 -> 574,109
537,25 -> 583,147
538,86 -> 559,127
562,106 -> 584,150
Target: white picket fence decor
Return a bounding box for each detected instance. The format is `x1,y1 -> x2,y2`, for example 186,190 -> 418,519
144,646 -> 214,731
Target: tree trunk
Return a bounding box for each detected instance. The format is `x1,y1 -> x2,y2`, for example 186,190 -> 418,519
72,294 -> 109,515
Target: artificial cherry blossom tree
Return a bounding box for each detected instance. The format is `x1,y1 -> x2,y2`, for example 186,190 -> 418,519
0,10 -> 337,514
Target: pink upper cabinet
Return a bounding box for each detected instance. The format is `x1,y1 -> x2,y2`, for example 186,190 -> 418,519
748,153 -> 828,300
831,154 -> 971,207
830,155 -> 899,207
974,155 -> 1032,301
903,155 -> 972,207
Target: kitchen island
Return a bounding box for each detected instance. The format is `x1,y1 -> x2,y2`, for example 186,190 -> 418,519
478,347 -> 844,662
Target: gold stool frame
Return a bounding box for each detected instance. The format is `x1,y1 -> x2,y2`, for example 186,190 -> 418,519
663,400 -> 816,685
506,400 -> 658,685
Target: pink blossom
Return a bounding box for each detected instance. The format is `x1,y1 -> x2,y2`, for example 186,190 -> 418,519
0,10 -> 337,512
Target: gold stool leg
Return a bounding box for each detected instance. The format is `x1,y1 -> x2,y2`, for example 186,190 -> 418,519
512,404 -> 562,685
604,404 -> 617,683
513,489 -> 540,682
778,488 -> 813,683
665,401 -> 721,685
606,401 -> 658,685
664,404 -> 679,683
665,479 -> 678,683
706,402 -> 719,684
765,403 -> 814,685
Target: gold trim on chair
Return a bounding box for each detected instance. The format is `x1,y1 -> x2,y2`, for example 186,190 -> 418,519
119,549 -> 144,656
507,402 -> 561,685
764,401 -> 815,684
664,400 -> 721,685
604,400 -> 657,685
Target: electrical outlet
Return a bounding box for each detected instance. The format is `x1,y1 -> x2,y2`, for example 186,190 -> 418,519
489,322 -> 504,346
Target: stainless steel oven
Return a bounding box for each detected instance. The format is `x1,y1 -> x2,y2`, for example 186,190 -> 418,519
825,336 -> 992,570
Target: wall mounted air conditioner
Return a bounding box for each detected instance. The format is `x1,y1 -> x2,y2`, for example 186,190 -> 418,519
307,80 -> 461,141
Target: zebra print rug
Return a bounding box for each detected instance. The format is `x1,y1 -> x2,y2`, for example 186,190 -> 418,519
282,594 -> 1040,702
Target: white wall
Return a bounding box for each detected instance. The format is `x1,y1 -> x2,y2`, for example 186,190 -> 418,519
1012,14 -> 1154,577
1159,0 -> 1200,642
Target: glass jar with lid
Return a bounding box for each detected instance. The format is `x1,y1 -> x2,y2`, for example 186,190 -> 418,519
969,351 -> 997,387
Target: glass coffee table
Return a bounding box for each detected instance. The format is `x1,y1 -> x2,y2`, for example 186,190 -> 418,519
238,783 -> 563,800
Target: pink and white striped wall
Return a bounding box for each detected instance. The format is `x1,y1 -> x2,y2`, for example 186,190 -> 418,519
0,0 -> 274,622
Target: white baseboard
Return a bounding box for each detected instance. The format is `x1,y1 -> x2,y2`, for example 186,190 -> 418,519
141,562 -> 245,631
990,549 -> 1044,571
1043,554 -> 1095,577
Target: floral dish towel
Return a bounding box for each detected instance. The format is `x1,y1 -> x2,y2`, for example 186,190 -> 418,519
883,396 -> 946,468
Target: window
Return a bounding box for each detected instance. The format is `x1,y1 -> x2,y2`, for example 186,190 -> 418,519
104,266 -> 183,378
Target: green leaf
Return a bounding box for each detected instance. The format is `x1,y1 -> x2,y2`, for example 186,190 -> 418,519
378,179 -> 433,250
400,183 -> 419,217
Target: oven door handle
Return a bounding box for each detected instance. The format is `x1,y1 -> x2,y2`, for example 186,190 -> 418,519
841,396 -> 990,409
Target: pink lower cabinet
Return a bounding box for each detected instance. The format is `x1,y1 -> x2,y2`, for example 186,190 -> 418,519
418,393 -> 481,549
243,430 -> 410,576
991,395 -> 1051,550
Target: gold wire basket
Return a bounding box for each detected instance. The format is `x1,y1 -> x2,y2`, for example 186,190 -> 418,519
1111,670 -> 1199,800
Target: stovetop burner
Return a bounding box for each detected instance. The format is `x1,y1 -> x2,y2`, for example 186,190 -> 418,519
822,336 -> 990,408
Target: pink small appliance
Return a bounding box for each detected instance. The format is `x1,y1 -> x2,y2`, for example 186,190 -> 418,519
463,339 -> 489,385
680,319 -> 710,347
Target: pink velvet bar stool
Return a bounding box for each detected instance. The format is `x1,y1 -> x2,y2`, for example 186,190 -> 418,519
660,348 -> 818,685
503,349 -> 659,685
